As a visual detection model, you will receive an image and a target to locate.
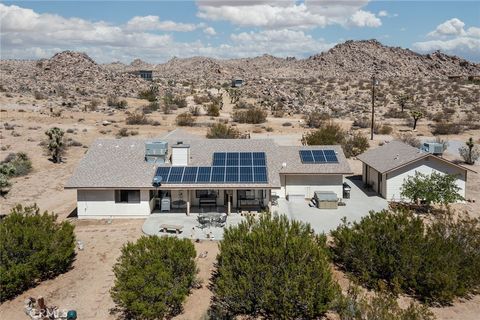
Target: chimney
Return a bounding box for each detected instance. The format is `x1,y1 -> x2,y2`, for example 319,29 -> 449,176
171,141 -> 190,166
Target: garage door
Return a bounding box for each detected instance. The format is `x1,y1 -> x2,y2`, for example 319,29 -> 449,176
287,194 -> 305,202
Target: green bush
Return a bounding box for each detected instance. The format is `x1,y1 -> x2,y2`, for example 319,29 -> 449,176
210,214 -> 339,318
107,95 -> 128,109
175,112 -> 196,126
125,112 -> 151,125
111,236 -> 197,319
331,210 -> 480,305
138,87 -> 158,102
232,107 -> 267,124
343,132 -> 369,158
0,204 -> 76,302
301,121 -> 346,146
0,152 -> 32,177
207,103 -> 220,117
304,111 -> 330,128
206,123 -> 240,139
432,122 -> 462,135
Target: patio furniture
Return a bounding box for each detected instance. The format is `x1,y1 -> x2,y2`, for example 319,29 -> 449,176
160,224 -> 184,234
313,191 -> 338,209
343,182 -> 351,199
197,215 -> 210,229
198,212 -> 225,228
213,213 -> 227,227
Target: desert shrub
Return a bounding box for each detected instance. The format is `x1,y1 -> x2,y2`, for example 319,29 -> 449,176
282,122 -> 292,127
34,91 -> 46,100
175,112 -> 196,126
210,214 -> 339,319
331,209 -> 480,305
335,286 -> 434,320
401,171 -> 464,206
207,103 -> 220,117
378,124 -> 393,135
143,101 -> 160,113
353,116 -> 370,128
111,236 -> 196,320
398,133 -> 421,148
0,173 -> 11,195
384,108 -> 409,119
206,123 -> 240,139
125,112 -> 150,125
107,96 -> 128,109
459,137 -> 480,165
0,152 -> 32,177
432,122 -> 462,135
343,132 -> 369,158
232,107 -> 267,124
189,105 -> 201,116
88,98 -> 101,111
304,111 -> 330,128
302,121 -> 346,146
138,87 -> 158,102
0,204 -> 75,302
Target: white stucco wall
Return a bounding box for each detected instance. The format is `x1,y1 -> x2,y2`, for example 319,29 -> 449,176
77,189 -> 152,219
280,174 -> 343,199
385,156 -> 466,201
171,147 -> 189,166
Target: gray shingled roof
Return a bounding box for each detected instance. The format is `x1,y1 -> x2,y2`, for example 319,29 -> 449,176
356,140 -> 427,173
66,130 -> 352,189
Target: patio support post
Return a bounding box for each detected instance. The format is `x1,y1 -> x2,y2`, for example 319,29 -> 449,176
227,194 -> 231,215
186,190 -> 190,216
267,190 -> 272,212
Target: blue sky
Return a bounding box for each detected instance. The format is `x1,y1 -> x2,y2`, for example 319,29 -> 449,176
1,1 -> 479,62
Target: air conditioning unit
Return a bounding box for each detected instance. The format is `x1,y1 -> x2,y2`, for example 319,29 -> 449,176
145,140 -> 168,163
421,142 -> 443,155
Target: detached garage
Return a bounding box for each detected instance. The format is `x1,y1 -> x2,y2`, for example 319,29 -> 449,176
357,141 -> 473,201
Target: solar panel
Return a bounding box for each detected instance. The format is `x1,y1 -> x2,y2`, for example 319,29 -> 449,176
211,166 -> 225,182
225,166 -> 239,182
239,166 -> 253,182
300,150 -> 314,163
240,152 -> 253,166
323,150 -> 338,163
312,150 -> 326,162
182,167 -> 198,183
212,153 -> 226,166
168,167 -> 184,183
253,166 -> 268,183
196,167 -> 212,182
226,152 -> 239,166
155,167 -> 171,182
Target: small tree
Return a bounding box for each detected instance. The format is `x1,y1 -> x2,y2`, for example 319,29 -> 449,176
45,127 -> 66,163
111,236 -> 197,319
396,94 -> 410,112
459,137 -> 480,165
210,214 -> 339,318
206,123 -> 240,139
410,110 -> 423,130
175,112 -> 196,126
0,204 -> 75,301
304,111 -> 330,128
301,121 -> 346,146
343,132 -> 369,158
401,171 -> 463,206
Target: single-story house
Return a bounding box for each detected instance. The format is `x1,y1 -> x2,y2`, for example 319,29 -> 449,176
65,130 -> 352,218
357,140 -> 474,201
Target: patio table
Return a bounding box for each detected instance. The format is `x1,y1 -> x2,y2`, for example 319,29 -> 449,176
199,212 -> 225,228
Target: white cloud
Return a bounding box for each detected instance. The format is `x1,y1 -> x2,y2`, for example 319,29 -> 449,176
203,26 -> 217,35
0,3 -> 335,62
427,18 -> 466,37
413,18 -> 480,60
125,15 -> 200,32
349,10 -> 382,28
197,0 -> 381,29
378,10 -> 388,17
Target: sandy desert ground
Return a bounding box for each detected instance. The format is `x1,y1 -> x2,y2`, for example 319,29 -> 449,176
0,91 -> 479,319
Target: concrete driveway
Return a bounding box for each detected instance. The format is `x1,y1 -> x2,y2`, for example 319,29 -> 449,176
271,176 -> 388,234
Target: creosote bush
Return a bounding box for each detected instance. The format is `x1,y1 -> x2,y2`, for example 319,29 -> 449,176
125,112 -> 151,125
302,121 -> 345,146
206,123 -> 240,139
232,107 -> 267,124
210,214 -> 339,319
343,132 -> 370,158
107,95 -> 128,109
175,112 -> 196,126
111,236 -> 197,320
331,209 -> 480,305
0,204 -> 76,302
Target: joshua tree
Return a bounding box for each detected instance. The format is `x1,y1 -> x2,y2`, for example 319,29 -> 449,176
396,94 -> 409,112
45,127 -> 66,163
459,137 -> 480,165
410,109 -> 423,130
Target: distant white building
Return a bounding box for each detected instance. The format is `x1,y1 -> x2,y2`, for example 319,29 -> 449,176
357,141 -> 474,201
65,130 -> 352,218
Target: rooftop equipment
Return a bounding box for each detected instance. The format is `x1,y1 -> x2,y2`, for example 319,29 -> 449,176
421,142 -> 444,156
145,140 -> 168,163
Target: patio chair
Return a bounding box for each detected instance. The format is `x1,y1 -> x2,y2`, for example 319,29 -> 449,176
197,215 -> 210,229
214,213 -> 227,227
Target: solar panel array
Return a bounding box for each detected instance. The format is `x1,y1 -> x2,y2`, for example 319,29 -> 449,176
154,152 -> 268,184
299,149 -> 338,163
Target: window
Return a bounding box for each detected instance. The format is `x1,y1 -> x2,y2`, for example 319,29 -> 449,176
115,190 -> 141,203
237,190 -> 264,200
195,190 -> 217,199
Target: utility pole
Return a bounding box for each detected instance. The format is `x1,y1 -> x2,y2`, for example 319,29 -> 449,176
370,75 -> 378,141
